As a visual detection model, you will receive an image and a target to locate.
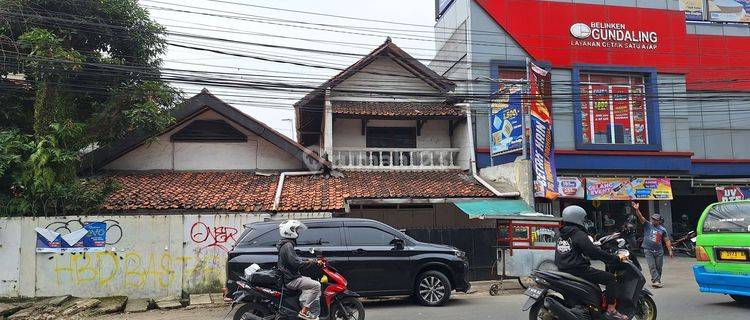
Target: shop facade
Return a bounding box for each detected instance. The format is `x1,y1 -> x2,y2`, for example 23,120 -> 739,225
432,0 -> 750,234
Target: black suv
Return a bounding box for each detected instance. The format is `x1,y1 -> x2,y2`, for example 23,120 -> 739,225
226,218 -> 470,306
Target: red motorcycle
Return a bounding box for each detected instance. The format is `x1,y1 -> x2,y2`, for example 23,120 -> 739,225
228,250 -> 364,320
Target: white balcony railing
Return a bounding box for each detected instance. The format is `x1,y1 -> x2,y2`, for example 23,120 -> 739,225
332,148 -> 461,170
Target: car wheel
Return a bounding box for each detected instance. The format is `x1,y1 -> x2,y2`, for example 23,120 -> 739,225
731,294 -> 750,305
414,270 -> 452,306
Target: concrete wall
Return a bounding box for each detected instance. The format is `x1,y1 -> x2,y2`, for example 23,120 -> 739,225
689,91 -> 750,159
104,110 -> 304,171
1,214 -> 269,298
330,56 -> 443,102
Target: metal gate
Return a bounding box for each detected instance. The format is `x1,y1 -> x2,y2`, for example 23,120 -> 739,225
405,228 -> 497,281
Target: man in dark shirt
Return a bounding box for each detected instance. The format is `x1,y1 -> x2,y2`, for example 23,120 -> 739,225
631,202 -> 673,288
556,205 -> 628,320
277,220 -> 323,320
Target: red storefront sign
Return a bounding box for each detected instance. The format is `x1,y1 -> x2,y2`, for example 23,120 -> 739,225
476,0 -> 750,92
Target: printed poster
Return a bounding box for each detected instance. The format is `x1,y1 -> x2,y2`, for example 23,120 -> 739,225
490,84 -> 524,155
35,221 -> 107,253
586,178 -> 673,200
529,61 -> 559,199
558,177 -> 585,199
680,0 -> 706,20
709,0 -> 750,23
716,186 -> 750,201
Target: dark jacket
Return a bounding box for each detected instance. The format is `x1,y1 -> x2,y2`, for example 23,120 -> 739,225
555,224 -> 619,271
277,239 -> 312,283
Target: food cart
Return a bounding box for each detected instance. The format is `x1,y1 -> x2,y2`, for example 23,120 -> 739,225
453,199 -> 561,295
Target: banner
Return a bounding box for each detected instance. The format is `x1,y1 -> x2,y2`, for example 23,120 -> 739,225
680,0 -> 706,20
717,186 -> 750,201
558,177 -> 585,199
490,84 -> 524,155
529,61 -> 559,199
709,0 -> 750,23
35,221 -> 107,253
586,178 -> 673,200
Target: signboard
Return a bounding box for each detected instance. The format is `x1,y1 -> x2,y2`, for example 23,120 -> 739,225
680,0 -> 706,20
558,177 -> 585,199
35,221 -> 107,253
716,186 -> 750,201
529,61 -> 559,199
490,84 -> 524,155
586,178 -> 673,200
709,0 -> 750,22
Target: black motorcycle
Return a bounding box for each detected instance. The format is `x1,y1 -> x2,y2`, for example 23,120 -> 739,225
522,232 -> 658,320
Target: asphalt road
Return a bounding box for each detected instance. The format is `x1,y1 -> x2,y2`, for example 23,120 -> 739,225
97,257 -> 749,320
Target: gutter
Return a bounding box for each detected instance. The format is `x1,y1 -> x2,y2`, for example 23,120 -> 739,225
272,171 -> 324,211
458,103 -> 520,198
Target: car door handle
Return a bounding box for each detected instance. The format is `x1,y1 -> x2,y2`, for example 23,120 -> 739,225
352,248 -> 366,256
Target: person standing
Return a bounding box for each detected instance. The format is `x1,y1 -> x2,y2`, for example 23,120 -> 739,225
631,201 -> 673,288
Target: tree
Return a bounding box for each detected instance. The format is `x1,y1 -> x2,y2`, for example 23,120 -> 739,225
0,0 -> 181,215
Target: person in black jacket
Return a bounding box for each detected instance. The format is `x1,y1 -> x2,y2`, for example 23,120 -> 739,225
277,220 -> 323,320
555,205 -> 628,320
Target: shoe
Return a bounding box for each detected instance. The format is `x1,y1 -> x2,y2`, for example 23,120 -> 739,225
652,281 -> 663,288
604,310 -> 629,320
298,310 -> 319,320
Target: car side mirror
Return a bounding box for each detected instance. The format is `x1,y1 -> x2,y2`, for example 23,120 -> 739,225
390,238 -> 405,249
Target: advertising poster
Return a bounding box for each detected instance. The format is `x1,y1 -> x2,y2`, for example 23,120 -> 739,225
35,221 -> 107,253
709,0 -> 750,23
528,61 -> 559,199
680,0 -> 706,20
490,84 -> 524,155
587,178 -> 673,200
558,177 -> 585,199
612,86 -> 632,144
591,85 -> 610,144
631,87 -> 648,145
716,186 -> 750,201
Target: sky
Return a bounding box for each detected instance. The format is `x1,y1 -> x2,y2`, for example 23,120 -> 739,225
140,0 -> 440,138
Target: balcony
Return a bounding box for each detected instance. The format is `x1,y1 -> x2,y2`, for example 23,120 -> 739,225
332,148 -> 461,170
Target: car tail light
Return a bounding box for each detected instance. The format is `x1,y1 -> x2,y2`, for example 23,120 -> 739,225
696,246 -> 710,262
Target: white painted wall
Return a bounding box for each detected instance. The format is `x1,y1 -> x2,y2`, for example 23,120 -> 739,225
104,110 -> 304,171
330,56 -> 443,102
332,118 -> 454,149
450,120 -> 471,170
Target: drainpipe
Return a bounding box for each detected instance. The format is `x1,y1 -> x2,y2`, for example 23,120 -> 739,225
458,103 -> 520,197
272,171 -> 324,211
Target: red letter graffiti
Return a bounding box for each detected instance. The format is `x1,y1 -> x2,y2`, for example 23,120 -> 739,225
189,222 -> 238,253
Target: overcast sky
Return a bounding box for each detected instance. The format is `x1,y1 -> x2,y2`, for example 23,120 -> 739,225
140,0 -> 439,138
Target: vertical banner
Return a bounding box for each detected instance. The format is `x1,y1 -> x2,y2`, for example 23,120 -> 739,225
528,61 -> 559,199
490,84 -> 524,155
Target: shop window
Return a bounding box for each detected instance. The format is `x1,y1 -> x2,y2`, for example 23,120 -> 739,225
579,73 -> 649,146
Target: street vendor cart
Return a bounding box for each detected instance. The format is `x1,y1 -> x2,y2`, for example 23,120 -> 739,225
454,199 -> 561,294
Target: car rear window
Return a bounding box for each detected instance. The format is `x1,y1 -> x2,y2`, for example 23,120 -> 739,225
237,227 -> 280,247
703,202 -> 750,233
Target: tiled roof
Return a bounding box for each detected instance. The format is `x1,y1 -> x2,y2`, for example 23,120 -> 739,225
331,101 -> 464,117
277,170 -> 495,212
103,171 -> 278,212
101,170 -> 494,213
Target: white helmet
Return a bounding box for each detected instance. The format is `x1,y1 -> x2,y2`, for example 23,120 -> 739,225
279,220 -> 307,239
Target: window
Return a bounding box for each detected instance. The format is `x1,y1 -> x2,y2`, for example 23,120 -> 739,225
498,68 -> 527,83
240,228 -> 280,247
297,227 -> 343,246
366,127 -> 417,148
579,73 -> 648,145
703,202 -> 750,233
348,227 -> 397,246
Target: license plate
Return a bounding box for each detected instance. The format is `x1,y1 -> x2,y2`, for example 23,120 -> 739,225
524,286 -> 545,299
719,250 -> 748,261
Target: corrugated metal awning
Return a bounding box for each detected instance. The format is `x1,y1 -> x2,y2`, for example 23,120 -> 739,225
454,199 -> 557,220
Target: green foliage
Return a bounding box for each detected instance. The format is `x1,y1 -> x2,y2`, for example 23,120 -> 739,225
0,0 -> 180,215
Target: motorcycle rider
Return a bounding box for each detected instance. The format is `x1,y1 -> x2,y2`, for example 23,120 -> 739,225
277,220 -> 323,320
555,205 -> 629,320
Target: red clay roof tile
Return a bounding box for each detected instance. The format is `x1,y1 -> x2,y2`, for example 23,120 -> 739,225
331,101 -> 463,117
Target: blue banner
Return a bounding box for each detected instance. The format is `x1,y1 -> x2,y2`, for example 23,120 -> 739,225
35,221 -> 107,253
529,62 -> 559,199
490,85 -> 524,155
